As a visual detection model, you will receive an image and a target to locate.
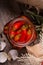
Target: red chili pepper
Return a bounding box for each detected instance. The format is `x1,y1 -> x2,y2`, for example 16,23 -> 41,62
9,30 -> 15,39
26,29 -> 32,42
13,21 -> 24,31
19,33 -> 25,42
19,29 -> 27,42
19,24 -> 29,42
14,34 -> 21,42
